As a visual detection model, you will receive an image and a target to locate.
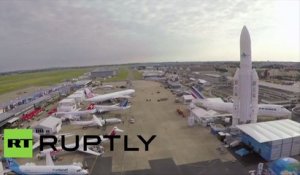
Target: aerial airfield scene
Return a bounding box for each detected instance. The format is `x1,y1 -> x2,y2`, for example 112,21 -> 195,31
0,0 -> 299,175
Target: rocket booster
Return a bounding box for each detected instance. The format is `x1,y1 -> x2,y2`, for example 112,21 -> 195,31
232,26 -> 259,126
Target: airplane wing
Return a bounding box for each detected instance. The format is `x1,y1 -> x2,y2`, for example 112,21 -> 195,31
69,120 -> 88,126
56,109 -> 96,116
114,95 -> 131,99
33,133 -> 40,140
45,152 -> 54,166
96,109 -> 104,113
33,141 -> 40,150
78,147 -> 101,156
92,115 -> 103,127
122,105 -> 131,109
0,169 -> 12,174
0,160 -> 11,174
99,135 -> 109,143
78,137 -> 101,156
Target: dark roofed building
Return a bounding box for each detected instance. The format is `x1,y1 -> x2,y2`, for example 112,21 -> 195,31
90,68 -> 117,79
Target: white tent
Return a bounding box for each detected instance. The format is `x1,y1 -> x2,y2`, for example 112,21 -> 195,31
237,119 -> 300,159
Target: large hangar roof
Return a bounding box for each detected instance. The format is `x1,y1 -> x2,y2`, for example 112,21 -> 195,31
237,119 -> 300,143
37,116 -> 62,128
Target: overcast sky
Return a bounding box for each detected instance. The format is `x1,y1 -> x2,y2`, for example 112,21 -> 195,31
0,0 -> 299,72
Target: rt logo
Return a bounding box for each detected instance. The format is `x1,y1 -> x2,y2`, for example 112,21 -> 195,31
4,129 -> 33,158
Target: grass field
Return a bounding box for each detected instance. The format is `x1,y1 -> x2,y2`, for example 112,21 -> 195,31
0,68 -> 89,95
104,68 -> 129,82
132,70 -> 143,80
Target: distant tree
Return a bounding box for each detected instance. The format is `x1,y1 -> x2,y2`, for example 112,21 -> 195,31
215,67 -> 228,73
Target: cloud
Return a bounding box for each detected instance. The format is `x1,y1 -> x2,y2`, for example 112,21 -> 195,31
0,0 -> 299,72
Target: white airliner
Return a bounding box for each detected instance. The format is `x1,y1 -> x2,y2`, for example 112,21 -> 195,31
54,99 -> 130,121
191,86 -> 291,117
84,88 -> 135,103
99,84 -> 114,89
95,99 -> 131,113
70,115 -> 122,128
38,127 -> 124,158
55,109 -> 97,116
54,108 -> 97,121
3,153 -> 88,175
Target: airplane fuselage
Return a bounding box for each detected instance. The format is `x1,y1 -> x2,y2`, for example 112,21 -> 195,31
86,89 -> 135,102
12,165 -> 87,175
197,100 -> 291,117
95,104 -> 130,113
71,118 -> 122,127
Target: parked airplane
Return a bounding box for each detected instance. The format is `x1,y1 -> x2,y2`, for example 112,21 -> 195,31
54,108 -> 97,121
84,88 -> 135,103
70,115 -> 122,128
191,86 -> 291,117
95,99 -> 131,113
55,109 -> 96,116
99,84 -> 114,89
54,99 -> 129,121
38,127 -> 124,158
94,126 -> 124,143
3,153 -> 88,175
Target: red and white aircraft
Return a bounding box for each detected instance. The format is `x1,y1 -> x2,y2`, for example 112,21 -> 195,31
84,88 -> 135,103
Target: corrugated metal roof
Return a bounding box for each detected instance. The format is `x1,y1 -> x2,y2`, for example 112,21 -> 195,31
7,117 -> 19,124
59,98 -> 75,103
237,119 -> 300,143
74,80 -> 91,86
183,95 -> 194,100
259,81 -> 300,93
37,116 -> 61,128
0,95 -> 51,127
191,107 -> 219,118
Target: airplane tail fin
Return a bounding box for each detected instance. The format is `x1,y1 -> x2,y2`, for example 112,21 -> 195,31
6,158 -> 19,168
110,126 -> 124,136
119,99 -> 129,107
191,86 -> 206,100
79,137 -> 84,146
84,88 -> 95,99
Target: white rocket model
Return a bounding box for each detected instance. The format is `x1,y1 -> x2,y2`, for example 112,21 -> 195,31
232,26 -> 259,126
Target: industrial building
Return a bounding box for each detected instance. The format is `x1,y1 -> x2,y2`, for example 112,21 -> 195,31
188,107 -> 219,126
74,80 -> 92,88
33,116 -> 62,135
259,81 -> 300,107
191,73 -> 230,87
67,89 -> 85,104
197,79 -> 210,86
57,98 -> 77,112
182,95 -> 194,105
237,119 -> 300,161
0,95 -> 51,129
167,80 -> 181,89
90,68 -> 117,79
142,70 -> 165,79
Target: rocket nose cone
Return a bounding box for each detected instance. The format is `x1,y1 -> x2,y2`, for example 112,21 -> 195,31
240,26 -> 251,58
